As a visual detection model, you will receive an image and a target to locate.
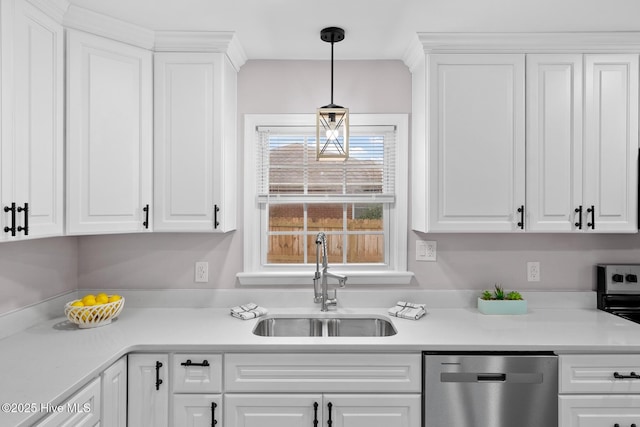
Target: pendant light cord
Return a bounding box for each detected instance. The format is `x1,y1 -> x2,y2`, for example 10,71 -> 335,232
330,38 -> 334,106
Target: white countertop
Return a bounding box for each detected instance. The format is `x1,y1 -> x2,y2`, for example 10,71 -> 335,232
2,300 -> 640,426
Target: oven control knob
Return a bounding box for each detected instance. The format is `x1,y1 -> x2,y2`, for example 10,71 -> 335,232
612,274 -> 624,283
626,274 -> 638,283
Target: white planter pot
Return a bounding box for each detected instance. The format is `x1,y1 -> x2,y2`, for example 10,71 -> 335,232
477,298 -> 527,315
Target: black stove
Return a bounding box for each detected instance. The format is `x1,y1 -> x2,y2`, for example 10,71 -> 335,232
597,264 -> 640,324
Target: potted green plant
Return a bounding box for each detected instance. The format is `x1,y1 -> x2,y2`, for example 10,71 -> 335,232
478,284 -> 527,315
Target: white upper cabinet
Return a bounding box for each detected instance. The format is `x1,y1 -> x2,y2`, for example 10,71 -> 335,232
1,0 -> 64,241
66,29 -> 153,235
583,54 -> 639,232
408,34 -> 640,233
423,54 -> 525,232
153,52 -> 237,232
526,54 -> 583,232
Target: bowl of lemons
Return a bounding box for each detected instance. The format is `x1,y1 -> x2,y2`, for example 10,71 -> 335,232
64,293 -> 124,329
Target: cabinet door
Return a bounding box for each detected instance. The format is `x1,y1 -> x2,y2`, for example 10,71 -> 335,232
584,54 -> 639,232
154,52 -> 237,232
66,30 -> 153,235
102,356 -> 127,427
428,54 -> 525,231
526,54 -> 583,232
34,377 -> 101,427
128,354 -> 169,427
559,395 -> 640,427
325,394 -> 421,427
173,394 -> 222,427
0,0 -> 63,241
225,394 -> 322,427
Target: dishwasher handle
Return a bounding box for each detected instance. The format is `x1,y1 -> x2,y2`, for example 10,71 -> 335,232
441,372 -> 543,384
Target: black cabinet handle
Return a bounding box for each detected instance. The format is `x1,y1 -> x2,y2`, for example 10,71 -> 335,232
211,402 -> 217,426
214,205 -> 220,229
517,205 -> 525,229
613,371 -> 640,379
155,361 -> 163,390
313,402 -> 319,427
180,359 -> 210,367
17,203 -> 28,235
327,402 -> 333,427
3,203 -> 16,236
586,205 -> 595,229
574,206 -> 583,229
143,204 -> 150,229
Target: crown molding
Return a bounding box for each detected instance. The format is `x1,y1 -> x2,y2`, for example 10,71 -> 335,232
26,0 -> 69,22
63,4 -> 155,50
154,31 -> 247,70
409,32 -> 640,55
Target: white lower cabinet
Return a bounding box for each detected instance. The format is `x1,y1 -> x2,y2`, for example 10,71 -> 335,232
128,354 -> 170,427
224,353 -> 422,427
559,354 -> 640,427
174,394 -> 222,427
225,394 -> 420,427
34,377 -> 101,427
101,356 -> 127,427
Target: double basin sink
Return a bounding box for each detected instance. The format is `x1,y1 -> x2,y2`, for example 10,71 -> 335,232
253,315 -> 397,337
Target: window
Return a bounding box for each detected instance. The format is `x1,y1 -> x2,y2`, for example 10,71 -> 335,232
239,114 -> 411,285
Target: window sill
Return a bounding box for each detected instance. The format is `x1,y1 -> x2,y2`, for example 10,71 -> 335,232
237,270 -> 415,286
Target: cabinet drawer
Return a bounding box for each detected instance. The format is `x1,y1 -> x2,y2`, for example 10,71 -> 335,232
172,353 -> 222,393
224,353 -> 421,393
34,377 -> 101,426
560,354 -> 640,393
560,395 -> 640,426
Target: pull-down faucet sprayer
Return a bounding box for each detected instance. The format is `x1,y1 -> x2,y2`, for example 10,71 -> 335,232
313,232 -> 347,311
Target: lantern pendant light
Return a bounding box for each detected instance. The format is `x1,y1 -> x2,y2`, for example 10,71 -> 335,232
316,27 -> 349,161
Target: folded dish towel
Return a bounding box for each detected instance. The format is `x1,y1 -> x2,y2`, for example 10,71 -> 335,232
230,303 -> 268,320
388,301 -> 426,320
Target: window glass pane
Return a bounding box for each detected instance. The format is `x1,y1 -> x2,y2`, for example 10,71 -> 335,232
348,204 -> 384,231
267,233 -> 305,264
307,234 -> 343,264
308,204 -> 343,231
347,234 -> 384,263
268,204 -> 304,231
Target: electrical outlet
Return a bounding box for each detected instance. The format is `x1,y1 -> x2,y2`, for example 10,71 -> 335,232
195,261 -> 209,283
527,261 -> 540,282
416,240 -> 436,262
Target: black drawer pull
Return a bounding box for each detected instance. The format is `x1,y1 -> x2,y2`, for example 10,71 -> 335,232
574,206 -> 582,229
517,205 -> 524,229
613,371 -> 640,379
4,203 -> 16,236
214,204 -> 220,229
155,361 -> 163,390
313,402 -> 318,427
327,402 -> 333,427
211,402 -> 217,426
180,359 -> 210,367
586,205 -> 595,229
143,204 -> 150,229
17,203 -> 28,235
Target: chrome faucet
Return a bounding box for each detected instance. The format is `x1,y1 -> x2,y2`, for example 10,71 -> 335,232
313,232 -> 347,311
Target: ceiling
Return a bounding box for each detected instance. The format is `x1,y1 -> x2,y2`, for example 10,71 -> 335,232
67,0 -> 640,60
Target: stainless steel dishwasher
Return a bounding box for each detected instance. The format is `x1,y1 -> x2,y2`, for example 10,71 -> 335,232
424,352 -> 558,427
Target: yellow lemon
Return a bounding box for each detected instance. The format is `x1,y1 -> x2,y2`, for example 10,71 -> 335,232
96,294 -> 109,305
96,292 -> 108,299
108,295 -> 122,303
81,294 -> 96,304
71,300 -> 84,307
82,296 -> 97,306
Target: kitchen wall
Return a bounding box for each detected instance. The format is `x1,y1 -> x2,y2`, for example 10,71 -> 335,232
5,59 -> 640,317
0,237 -> 78,315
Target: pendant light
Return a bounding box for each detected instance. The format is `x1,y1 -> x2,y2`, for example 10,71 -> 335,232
316,27 -> 349,161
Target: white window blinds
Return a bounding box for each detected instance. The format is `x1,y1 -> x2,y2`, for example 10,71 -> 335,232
256,126 -> 396,203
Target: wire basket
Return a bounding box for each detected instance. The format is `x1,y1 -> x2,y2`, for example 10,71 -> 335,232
64,297 -> 125,329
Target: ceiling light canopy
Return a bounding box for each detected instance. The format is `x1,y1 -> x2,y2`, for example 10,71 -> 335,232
316,27 -> 349,161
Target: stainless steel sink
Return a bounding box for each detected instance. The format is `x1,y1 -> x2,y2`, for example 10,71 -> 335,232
252,316 -> 396,337
252,317 -> 323,337
326,317 -> 396,337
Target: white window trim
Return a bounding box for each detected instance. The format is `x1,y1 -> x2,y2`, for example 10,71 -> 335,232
238,113 -> 412,286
